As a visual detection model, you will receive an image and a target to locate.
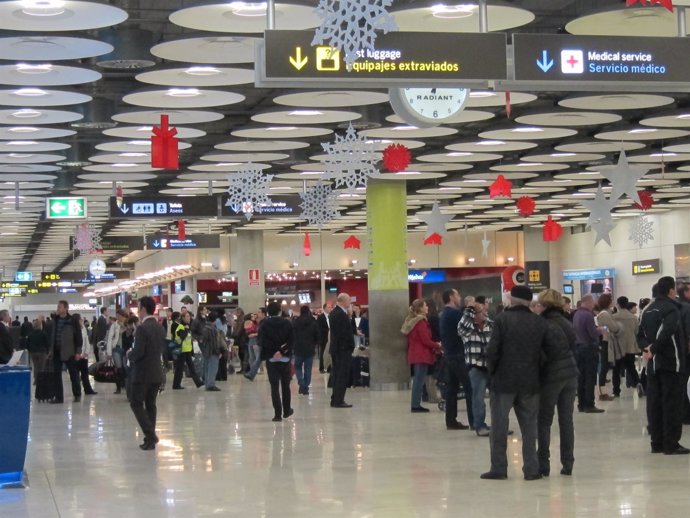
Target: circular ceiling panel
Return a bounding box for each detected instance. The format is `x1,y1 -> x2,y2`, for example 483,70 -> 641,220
595,128 -> 689,141
78,173 -> 156,182
95,141 -> 192,153
491,163 -> 569,173
628,151 -> 690,162
479,126 -> 577,140
214,140 -> 310,152
467,91 -> 537,108
232,126 -> 333,139
515,111 -> 621,127
446,140 -> 537,153
274,90 -> 389,108
0,1 -> 128,31
83,164 -> 158,173
0,173 -> 56,182
555,140 -> 646,153
88,153 -> 151,164
0,88 -> 91,106
200,152 -> 289,162
392,4 -> 534,32
415,152 -> 502,163
386,109 -> 494,125
151,36 -> 260,64
169,3 -> 321,33
188,162 -> 271,172
72,189 -> 141,197
0,36 -> 113,60
135,67 -> 254,87
464,172 -> 539,181
252,109 -> 362,125
0,153 -> 64,163
103,126 -> 206,139
123,89 -> 245,109
0,164 -> 60,173
0,141 -> 69,152
361,126 -> 458,139
0,108 -> 82,125
112,109 -> 223,125
0,64 -> 101,86
559,94 -> 674,110
566,6 -> 677,36
0,127 -> 75,140
520,152 -> 606,163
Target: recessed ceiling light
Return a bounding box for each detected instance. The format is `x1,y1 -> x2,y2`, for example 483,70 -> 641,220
185,66 -> 221,76
11,109 -> 42,118
121,152 -> 148,157
216,162 -> 241,166
112,163 -> 137,168
6,141 -> 38,146
266,126 -> 298,131
136,126 -> 153,132
470,91 -> 496,98
127,140 -> 151,146
20,0 -> 66,16
8,127 -> 39,133
650,152 -> 677,157
166,88 -> 200,97
391,125 -> 418,131
299,171 -> 324,176
229,2 -> 267,16
395,171 -> 422,175
476,140 -> 505,146
7,153 -> 33,158
512,127 -> 544,133
676,114 -> 690,120
447,152 -> 472,157
13,88 -> 48,97
550,152 -> 576,157
517,162 -> 542,166
629,128 -> 657,134
15,63 -> 53,74
431,4 -> 477,19
288,110 -> 324,116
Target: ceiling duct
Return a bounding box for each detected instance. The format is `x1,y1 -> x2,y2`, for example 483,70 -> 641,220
96,27 -> 156,70
71,97 -> 118,130
56,143 -> 93,169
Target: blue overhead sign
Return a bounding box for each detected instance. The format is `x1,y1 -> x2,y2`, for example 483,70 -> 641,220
14,272 -> 32,282
563,268 -> 615,281
408,270 -> 447,283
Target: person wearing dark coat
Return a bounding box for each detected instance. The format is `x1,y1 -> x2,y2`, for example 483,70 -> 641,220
293,305 -> 319,395
0,310 -> 14,364
47,301 -> 83,403
481,285 -> 556,481
639,276 -> 688,455
675,282 -> 690,425
329,293 -> 355,408
316,303 -> 332,373
91,307 -> 109,361
537,290 -> 579,477
127,297 -> 164,450
260,302 -> 295,421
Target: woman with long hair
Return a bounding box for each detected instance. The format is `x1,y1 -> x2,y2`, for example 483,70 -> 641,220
595,293 -> 621,401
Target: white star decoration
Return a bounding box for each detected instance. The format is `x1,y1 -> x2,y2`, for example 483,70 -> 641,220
74,223 -> 102,254
420,202 -> 453,239
599,150 -> 651,205
581,186 -> 618,246
321,123 -> 381,190
630,214 -> 654,248
225,166 -> 273,220
299,182 -> 340,227
481,232 -> 491,258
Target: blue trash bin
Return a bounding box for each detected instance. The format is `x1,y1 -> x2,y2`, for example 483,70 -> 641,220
0,367 -> 31,488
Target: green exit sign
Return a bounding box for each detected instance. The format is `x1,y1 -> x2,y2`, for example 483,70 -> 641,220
46,197 -> 87,219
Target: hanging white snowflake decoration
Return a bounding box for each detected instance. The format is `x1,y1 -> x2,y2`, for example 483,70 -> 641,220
629,214 -> 654,248
322,123 -> 381,190
74,223 -> 102,254
225,166 -> 274,220
300,182 -> 340,227
312,0 -> 398,68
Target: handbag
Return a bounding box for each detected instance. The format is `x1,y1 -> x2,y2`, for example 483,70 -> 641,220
94,360 -> 118,383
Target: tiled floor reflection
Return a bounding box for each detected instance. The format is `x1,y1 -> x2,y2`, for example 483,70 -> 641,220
3,372 -> 690,517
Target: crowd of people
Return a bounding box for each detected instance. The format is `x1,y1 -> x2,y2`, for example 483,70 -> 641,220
402,276 -> 690,480
2,275 -> 689,470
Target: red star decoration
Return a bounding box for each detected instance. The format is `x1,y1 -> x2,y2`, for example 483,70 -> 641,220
303,232 -> 312,256
543,216 -> 564,242
489,175 -> 512,198
343,235 -> 361,249
382,144 -> 411,173
424,233 -> 443,246
151,114 -> 179,169
633,190 -> 654,211
516,196 -> 536,217
626,0 -> 674,12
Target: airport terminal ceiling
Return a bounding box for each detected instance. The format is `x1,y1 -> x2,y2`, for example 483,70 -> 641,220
1,0 -> 690,279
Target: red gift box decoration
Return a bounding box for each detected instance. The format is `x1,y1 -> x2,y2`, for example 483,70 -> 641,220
343,235 -> 361,249
516,196 -> 536,217
633,190 -> 654,211
424,233 -> 443,246
489,175 -> 512,198
177,219 -> 186,241
151,114 -> 179,170
382,143 -> 411,173
543,215 -> 563,242
626,0 -> 674,12
303,232 -> 312,256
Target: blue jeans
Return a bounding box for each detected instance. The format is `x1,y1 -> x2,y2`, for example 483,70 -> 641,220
294,355 -> 314,390
469,367 -> 489,430
247,345 -> 262,379
203,355 -> 220,389
411,364 -> 429,408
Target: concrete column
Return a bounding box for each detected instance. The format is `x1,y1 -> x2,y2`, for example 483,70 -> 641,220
367,180 -> 410,390
234,230 -> 265,313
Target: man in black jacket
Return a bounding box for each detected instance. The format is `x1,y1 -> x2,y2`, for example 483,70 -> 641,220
329,293 -> 355,408
316,302 -> 332,373
639,276 -> 688,455
91,306 -> 109,361
128,296 -> 164,450
481,285 -> 555,481
0,310 -> 14,364
675,282 -> 690,425
260,302 -> 295,421
48,301 -> 83,404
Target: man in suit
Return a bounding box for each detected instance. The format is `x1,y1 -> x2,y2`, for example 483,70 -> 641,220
128,296 -> 164,451
329,293 -> 355,408
317,302 -> 332,373
0,309 -> 14,364
92,306 -> 109,361
47,301 -> 83,403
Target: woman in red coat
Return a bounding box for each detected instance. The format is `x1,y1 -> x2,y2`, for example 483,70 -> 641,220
401,299 -> 443,413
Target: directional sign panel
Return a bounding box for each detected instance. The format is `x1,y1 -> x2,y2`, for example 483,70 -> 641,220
109,196 -> 219,219
220,196 -> 302,219
513,34 -> 690,89
147,234 -> 220,250
258,30 -> 507,87
70,235 -> 142,252
46,197 -> 87,219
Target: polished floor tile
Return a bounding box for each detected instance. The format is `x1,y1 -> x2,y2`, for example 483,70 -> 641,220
2,372 -> 689,518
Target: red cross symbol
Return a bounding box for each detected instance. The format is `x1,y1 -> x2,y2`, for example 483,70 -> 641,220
566,54 -> 579,68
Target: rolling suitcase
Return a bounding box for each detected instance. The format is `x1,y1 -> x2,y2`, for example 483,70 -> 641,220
351,356 -> 370,387
35,360 -> 55,402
